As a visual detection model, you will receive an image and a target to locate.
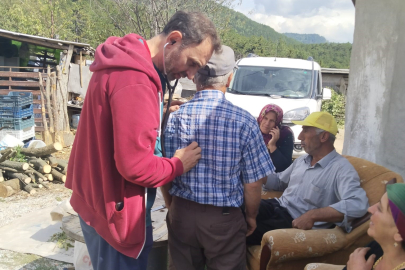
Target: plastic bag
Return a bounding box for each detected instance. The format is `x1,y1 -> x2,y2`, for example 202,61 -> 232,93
0,134 -> 23,150
73,241 -> 93,270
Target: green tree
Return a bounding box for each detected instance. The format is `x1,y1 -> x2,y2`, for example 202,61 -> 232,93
321,89 -> 346,127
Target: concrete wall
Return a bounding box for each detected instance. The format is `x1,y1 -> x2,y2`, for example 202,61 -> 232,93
343,0 -> 405,178
322,74 -> 348,95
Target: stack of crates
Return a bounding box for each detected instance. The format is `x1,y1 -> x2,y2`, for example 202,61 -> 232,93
0,92 -> 35,142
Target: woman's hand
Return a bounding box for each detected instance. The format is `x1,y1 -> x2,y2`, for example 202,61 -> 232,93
347,247 -> 376,270
267,127 -> 280,153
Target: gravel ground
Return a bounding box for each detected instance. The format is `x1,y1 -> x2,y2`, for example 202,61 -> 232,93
0,249 -> 73,270
0,145 -> 74,269
0,183 -> 72,227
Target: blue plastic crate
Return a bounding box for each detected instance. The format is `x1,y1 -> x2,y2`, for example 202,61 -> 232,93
0,104 -> 34,118
0,115 -> 35,130
0,92 -> 33,108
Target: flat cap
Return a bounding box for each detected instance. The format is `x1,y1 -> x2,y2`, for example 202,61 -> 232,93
197,45 -> 235,77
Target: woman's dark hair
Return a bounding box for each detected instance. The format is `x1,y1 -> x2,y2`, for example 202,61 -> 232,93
402,241 -> 405,251
162,11 -> 221,53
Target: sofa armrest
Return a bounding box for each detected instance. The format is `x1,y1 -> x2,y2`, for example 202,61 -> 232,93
260,227 -> 347,268
351,213 -> 371,230
305,263 -> 346,270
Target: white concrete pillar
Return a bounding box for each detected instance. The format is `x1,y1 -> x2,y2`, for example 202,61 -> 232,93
343,0 -> 405,178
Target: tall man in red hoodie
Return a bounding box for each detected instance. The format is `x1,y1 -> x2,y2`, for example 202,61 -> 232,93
65,11 -> 221,270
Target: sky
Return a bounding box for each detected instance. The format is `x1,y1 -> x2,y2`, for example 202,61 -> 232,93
233,0 -> 355,43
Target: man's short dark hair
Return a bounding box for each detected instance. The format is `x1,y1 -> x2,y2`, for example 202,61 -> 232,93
163,11 -> 221,53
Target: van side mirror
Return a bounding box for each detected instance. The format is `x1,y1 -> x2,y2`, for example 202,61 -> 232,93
322,88 -> 332,100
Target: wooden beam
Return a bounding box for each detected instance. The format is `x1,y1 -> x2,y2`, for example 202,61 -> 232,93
59,45 -> 73,133
80,51 -> 83,88
0,32 -> 70,51
0,66 -> 47,71
0,71 -> 48,78
34,108 -> 43,114
35,126 -> 45,132
0,81 -> 45,87
35,118 -> 49,123
46,66 -> 54,133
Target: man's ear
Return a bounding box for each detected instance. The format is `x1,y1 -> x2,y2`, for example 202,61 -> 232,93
226,73 -> 234,87
320,131 -> 329,143
165,31 -> 183,47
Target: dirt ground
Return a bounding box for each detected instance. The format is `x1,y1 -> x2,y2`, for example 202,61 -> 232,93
0,129 -> 345,269
0,142 -> 74,270
0,182 -> 74,269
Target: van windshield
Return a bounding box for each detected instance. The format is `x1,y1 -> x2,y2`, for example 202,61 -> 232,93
228,66 -> 317,99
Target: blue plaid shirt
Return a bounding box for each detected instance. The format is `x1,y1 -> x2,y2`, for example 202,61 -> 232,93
163,90 -> 275,207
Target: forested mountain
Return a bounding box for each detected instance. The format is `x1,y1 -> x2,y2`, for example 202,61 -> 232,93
0,0 -> 351,68
226,11 -> 299,44
222,30 -> 351,68
283,33 -> 328,44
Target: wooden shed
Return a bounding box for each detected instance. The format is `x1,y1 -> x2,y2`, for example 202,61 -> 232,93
0,29 -> 94,146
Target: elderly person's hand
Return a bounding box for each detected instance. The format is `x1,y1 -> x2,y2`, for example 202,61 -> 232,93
292,211 -> 315,230
163,100 -> 184,114
347,247 -> 376,270
246,216 -> 257,237
169,100 -> 185,106
168,105 -> 180,113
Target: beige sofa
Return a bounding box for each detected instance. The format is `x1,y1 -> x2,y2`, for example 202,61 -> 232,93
247,156 -> 403,270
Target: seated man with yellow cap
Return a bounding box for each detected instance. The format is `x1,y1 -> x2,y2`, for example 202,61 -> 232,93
247,111 -> 369,245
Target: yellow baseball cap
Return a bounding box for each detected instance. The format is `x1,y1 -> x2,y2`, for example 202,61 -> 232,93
292,111 -> 338,135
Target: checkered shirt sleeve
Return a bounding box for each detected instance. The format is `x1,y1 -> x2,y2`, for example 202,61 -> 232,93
240,120 -> 275,184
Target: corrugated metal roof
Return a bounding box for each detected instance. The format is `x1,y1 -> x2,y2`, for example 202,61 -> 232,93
321,68 -> 350,74
0,28 -> 91,50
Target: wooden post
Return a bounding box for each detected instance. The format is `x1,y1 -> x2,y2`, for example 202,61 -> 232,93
79,51 -> 83,88
38,73 -> 53,145
50,72 -> 58,133
46,66 -> 54,134
61,45 -> 73,132
54,44 -> 75,147
57,65 -> 69,132
54,66 -> 63,145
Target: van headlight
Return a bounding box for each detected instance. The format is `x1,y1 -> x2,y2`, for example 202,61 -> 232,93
283,107 -> 310,124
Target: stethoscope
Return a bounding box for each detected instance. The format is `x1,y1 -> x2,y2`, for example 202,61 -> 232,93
161,40 -> 179,158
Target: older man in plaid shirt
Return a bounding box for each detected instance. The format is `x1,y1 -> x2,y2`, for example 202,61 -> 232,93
162,45 -> 275,270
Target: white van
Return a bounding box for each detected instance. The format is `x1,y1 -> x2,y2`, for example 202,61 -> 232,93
226,56 -> 331,158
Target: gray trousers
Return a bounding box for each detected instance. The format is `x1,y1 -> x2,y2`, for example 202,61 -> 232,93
167,196 -> 247,270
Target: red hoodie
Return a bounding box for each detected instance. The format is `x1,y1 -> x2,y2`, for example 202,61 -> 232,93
65,34 -> 183,259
